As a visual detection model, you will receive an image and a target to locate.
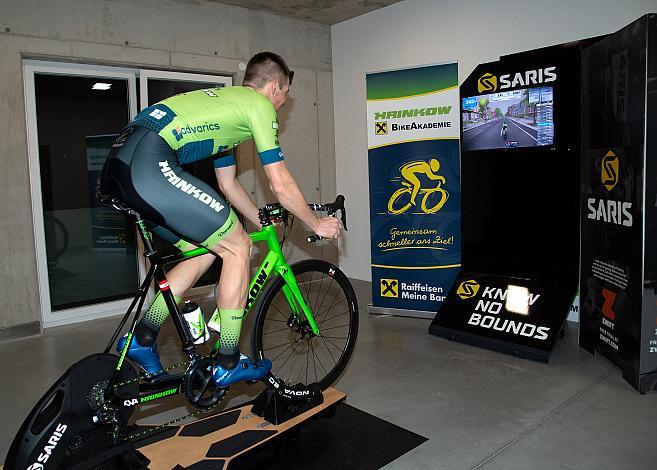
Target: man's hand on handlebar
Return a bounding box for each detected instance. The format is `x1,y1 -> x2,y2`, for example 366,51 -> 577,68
313,216 -> 342,240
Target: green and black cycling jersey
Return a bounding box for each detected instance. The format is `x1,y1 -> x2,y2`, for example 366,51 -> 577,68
102,86 -> 285,250
128,85 -> 284,168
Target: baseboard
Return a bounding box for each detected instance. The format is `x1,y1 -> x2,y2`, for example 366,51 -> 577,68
0,322 -> 41,341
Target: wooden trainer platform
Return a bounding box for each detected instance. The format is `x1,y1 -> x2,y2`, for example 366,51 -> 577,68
136,387 -> 346,469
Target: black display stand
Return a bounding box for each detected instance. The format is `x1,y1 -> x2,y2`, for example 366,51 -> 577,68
579,14 -> 657,392
430,40 -> 590,361
431,272 -> 574,362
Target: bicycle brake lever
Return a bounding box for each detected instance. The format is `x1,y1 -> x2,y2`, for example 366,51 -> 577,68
331,195 -> 347,230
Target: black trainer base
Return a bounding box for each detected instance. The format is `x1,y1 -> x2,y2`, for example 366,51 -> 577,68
251,388 -> 324,425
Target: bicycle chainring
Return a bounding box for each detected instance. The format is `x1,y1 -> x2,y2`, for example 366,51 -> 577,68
184,357 -> 226,409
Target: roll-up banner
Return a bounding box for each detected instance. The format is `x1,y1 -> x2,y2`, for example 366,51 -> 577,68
366,63 -> 461,318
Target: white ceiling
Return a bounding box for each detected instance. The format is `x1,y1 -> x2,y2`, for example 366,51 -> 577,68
205,0 -> 403,25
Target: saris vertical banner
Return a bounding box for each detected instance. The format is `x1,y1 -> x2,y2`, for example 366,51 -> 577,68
367,63 -> 461,314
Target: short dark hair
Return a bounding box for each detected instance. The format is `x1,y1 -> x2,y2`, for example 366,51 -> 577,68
243,52 -> 294,89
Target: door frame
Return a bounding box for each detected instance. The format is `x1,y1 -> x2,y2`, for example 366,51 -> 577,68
24,61 -> 233,327
23,60 -> 142,327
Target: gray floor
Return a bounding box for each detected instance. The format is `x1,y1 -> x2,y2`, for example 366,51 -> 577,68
1,279 -> 656,469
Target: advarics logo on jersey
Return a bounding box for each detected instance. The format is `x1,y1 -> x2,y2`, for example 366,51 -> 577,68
171,123 -> 221,141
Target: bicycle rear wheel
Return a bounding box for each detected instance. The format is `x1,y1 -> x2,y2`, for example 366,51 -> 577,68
252,259 -> 359,390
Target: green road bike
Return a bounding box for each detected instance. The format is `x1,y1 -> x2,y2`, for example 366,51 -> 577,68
6,195 -> 358,470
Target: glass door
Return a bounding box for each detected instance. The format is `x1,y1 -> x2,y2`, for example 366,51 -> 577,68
24,61 -> 140,326
139,70 -> 232,296
24,63 -> 232,326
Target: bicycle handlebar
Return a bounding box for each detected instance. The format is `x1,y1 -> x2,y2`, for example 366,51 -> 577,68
306,194 -> 347,243
261,196 -> 347,244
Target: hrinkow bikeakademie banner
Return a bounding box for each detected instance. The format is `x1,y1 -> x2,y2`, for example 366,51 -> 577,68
367,63 -> 461,313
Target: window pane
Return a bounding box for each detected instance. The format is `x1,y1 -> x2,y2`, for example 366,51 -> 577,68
35,74 -> 138,310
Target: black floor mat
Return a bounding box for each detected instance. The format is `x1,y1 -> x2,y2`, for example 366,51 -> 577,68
229,403 -> 428,469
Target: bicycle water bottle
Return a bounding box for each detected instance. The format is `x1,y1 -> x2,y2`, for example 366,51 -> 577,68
181,300 -> 210,344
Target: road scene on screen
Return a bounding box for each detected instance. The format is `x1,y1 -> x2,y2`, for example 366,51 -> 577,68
461,87 -> 553,151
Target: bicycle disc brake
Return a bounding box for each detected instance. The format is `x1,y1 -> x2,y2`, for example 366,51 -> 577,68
5,353 -> 138,470
184,357 -> 226,409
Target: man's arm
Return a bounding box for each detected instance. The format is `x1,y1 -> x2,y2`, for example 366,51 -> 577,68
263,161 -> 341,239
215,165 -> 262,228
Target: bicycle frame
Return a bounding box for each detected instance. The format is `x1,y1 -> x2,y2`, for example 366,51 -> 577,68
169,222 -> 320,344
108,211 -> 319,393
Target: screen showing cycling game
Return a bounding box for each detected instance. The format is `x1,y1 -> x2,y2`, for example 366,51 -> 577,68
461,86 -> 554,151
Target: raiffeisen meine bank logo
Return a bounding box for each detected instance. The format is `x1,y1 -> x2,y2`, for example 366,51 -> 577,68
457,280 -> 480,300
477,73 -> 497,93
380,279 -> 399,298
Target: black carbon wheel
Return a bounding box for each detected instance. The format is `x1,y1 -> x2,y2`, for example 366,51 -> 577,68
252,259 -> 359,390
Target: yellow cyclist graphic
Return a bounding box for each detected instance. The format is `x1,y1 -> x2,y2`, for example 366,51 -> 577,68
387,158 -> 449,215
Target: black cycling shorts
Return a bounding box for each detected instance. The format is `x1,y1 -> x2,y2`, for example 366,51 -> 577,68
101,126 -> 237,250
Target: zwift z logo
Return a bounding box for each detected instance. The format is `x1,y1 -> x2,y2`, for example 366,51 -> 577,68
457,280 -> 480,300
478,73 -> 497,93
601,150 -> 619,191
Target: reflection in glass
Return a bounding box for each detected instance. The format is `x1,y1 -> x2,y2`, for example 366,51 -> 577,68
35,74 -> 138,310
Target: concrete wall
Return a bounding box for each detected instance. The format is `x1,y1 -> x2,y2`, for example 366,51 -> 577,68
0,0 -> 335,329
332,0 -> 656,281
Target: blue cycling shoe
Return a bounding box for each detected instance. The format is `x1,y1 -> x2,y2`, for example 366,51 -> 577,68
213,354 -> 272,388
116,334 -> 165,377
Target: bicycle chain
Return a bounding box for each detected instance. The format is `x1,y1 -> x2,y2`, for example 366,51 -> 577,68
124,399 -> 222,442
113,359 -> 191,389
113,357 -> 225,443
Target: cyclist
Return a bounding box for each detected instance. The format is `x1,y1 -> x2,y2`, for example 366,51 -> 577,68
501,119 -> 508,137
399,158 -> 446,207
101,52 -> 341,387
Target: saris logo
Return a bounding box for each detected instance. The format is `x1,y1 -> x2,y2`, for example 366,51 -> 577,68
601,150 -> 619,191
457,280 -> 480,300
587,150 -> 632,227
477,67 -> 556,93
478,73 -> 497,93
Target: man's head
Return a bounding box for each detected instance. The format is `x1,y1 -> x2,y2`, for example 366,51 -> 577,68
243,52 -> 294,110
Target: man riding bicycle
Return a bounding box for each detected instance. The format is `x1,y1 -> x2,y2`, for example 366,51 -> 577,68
101,52 -> 341,388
